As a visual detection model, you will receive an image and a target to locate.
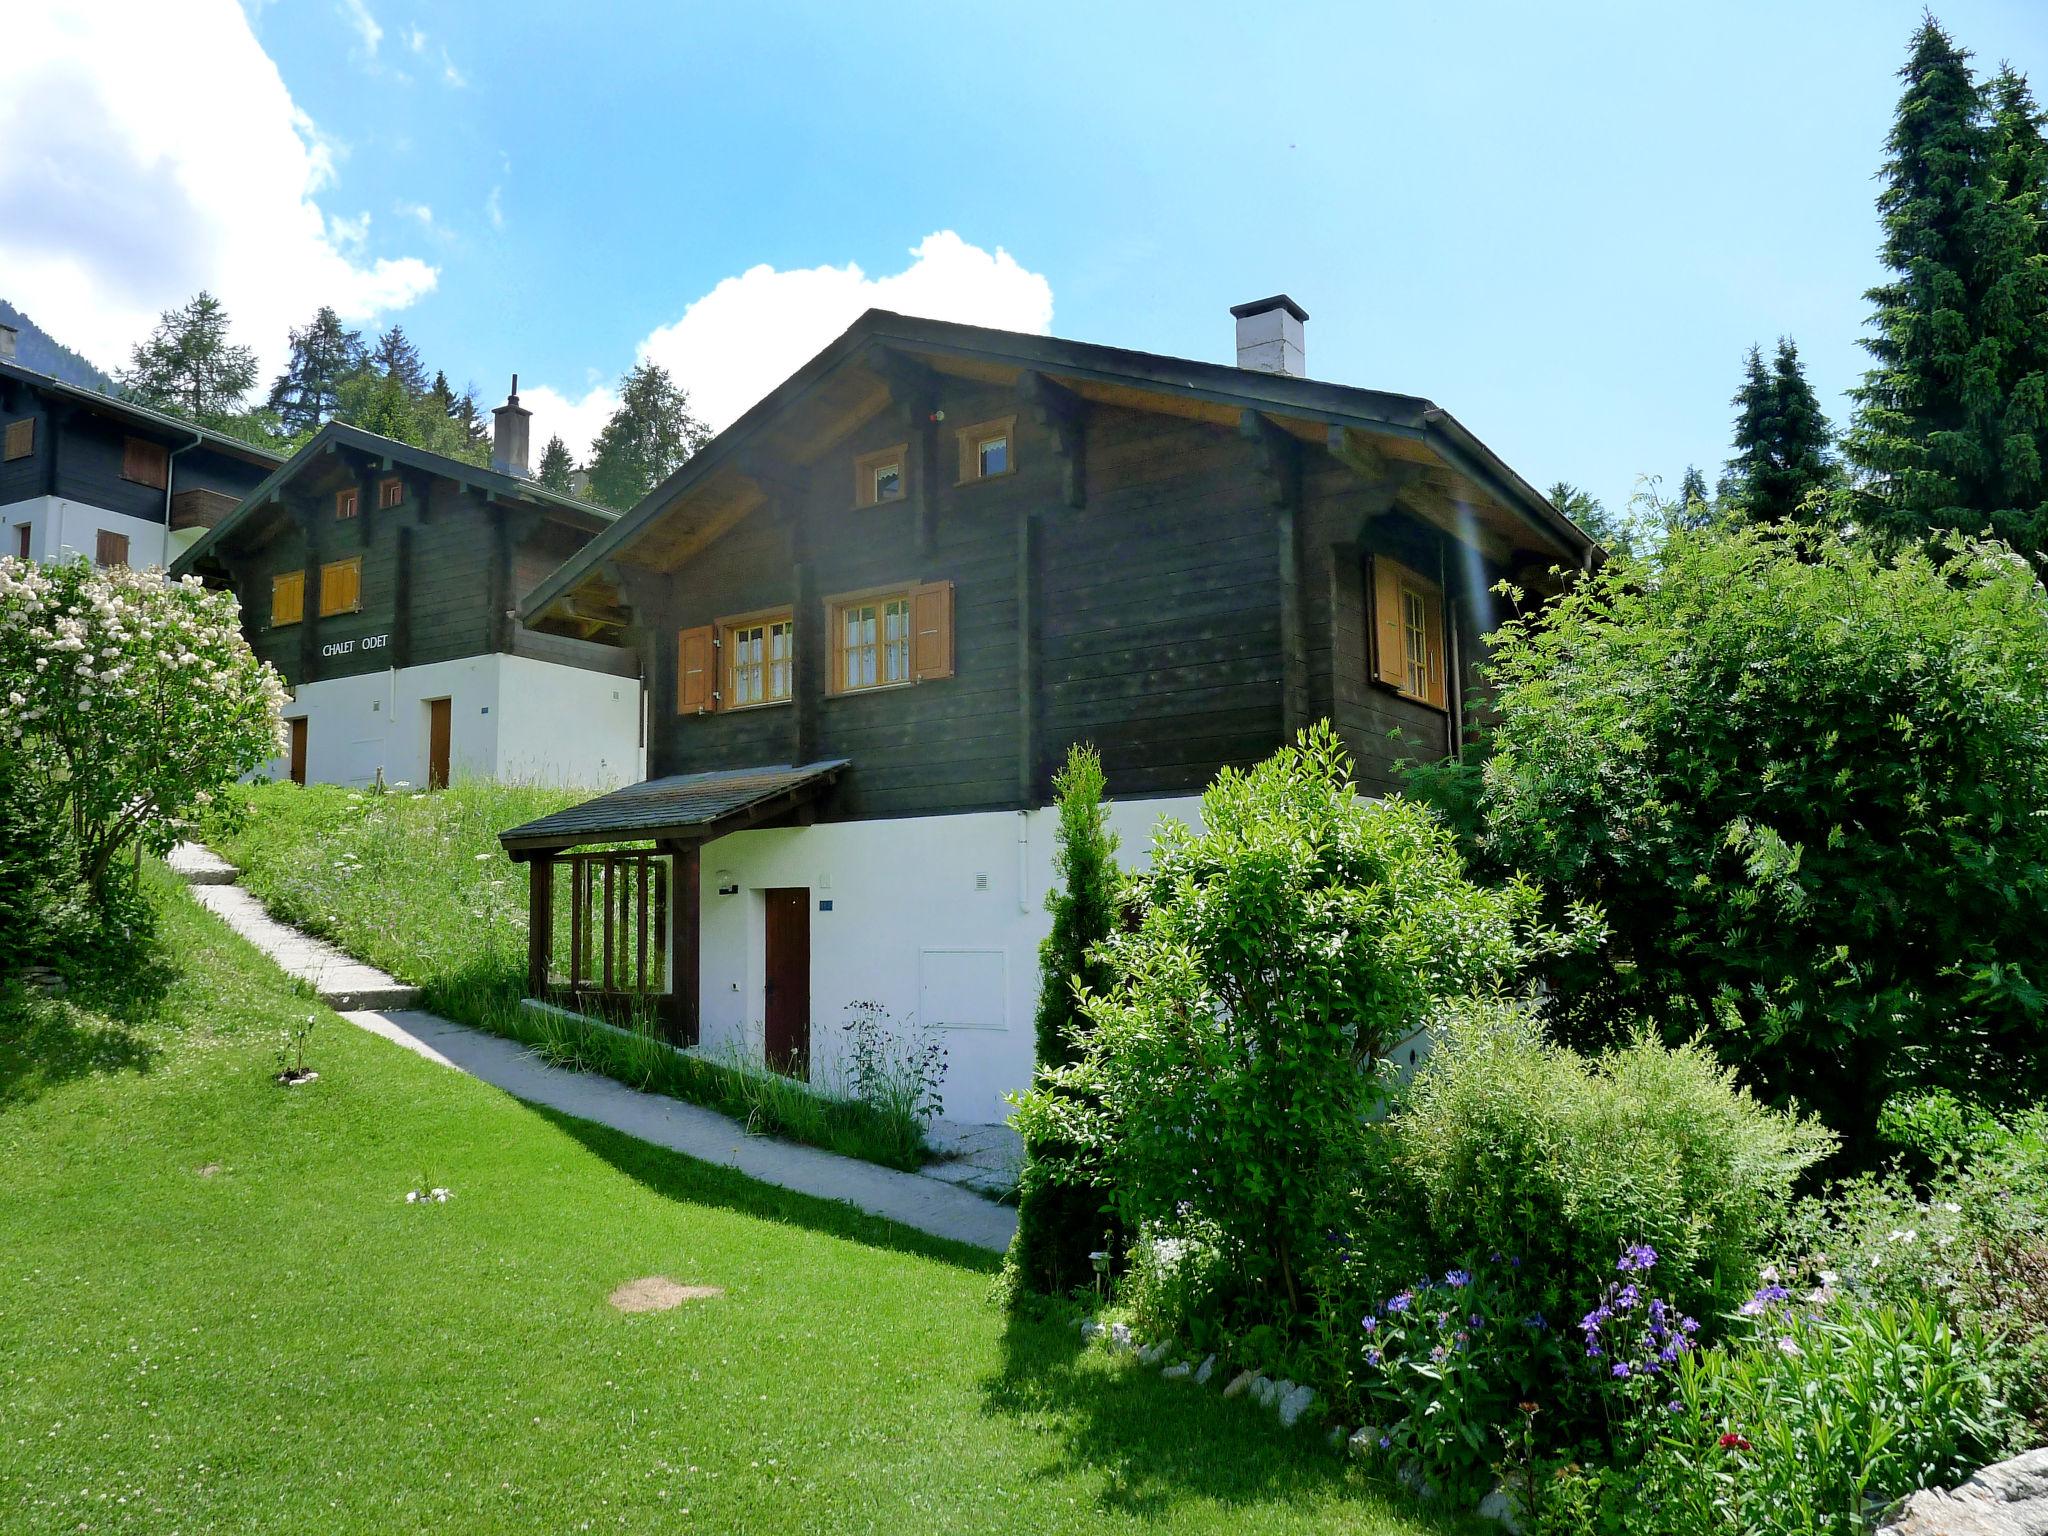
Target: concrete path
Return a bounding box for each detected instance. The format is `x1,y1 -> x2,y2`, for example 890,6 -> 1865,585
170,843 -> 1018,1253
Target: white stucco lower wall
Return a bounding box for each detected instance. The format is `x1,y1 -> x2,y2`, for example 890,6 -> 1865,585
1,496 -> 170,568
695,795 -> 1204,1126
268,653 -> 642,791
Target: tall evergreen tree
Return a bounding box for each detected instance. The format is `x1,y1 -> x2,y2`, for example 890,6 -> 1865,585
1846,19 -> 2048,564
586,363 -> 712,509
372,326 -> 430,399
1008,745 -> 1123,1298
1546,480 -> 1635,557
535,434 -> 575,492
119,291 -> 258,426
267,306 -> 365,436
1724,339 -> 1837,522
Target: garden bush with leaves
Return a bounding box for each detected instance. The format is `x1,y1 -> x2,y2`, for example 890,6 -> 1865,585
1428,524 -> 2048,1156
1017,725 -> 1598,1338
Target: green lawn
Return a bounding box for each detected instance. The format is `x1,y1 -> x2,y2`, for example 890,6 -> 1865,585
0,868 -> 1459,1534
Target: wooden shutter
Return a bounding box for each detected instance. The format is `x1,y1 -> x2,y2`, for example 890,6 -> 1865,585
2,418 -> 33,461
1421,585 -> 1447,708
910,580 -> 954,681
677,625 -> 717,714
1370,555 -> 1408,689
319,557 -> 361,616
95,530 -> 129,568
271,571 -> 305,626
121,437 -> 168,489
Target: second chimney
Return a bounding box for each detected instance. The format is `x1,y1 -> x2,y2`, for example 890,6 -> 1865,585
491,375 -> 531,478
1230,295 -> 1307,377
0,323 -> 17,362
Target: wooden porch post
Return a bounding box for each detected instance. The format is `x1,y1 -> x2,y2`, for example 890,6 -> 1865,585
667,842 -> 701,1047
527,853 -> 554,997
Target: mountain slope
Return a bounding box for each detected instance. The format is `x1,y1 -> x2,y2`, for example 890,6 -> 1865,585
0,298 -> 118,390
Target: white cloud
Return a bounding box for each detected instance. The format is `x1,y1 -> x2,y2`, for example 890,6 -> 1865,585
0,1 -> 438,383
485,186 -> 505,231
404,23 -> 427,53
395,200 -> 434,228
338,0 -> 381,56
523,232 -> 1053,463
440,49 -> 466,88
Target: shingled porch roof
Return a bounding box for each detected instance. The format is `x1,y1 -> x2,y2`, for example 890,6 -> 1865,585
497,760 -> 850,861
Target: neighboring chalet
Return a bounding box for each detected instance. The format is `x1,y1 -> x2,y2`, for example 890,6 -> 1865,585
0,325 -> 281,569
172,385 -> 643,791
500,301 -> 1596,1124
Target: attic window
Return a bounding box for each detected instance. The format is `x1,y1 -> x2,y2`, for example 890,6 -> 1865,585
853,444 -> 907,508
955,416 -> 1016,484
377,476 -> 403,509
335,487 -> 359,520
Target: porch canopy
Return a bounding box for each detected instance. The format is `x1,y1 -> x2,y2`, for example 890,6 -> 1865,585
498,760 -> 848,1043
498,759 -> 850,860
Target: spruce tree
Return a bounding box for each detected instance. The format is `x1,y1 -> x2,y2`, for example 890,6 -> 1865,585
120,291 -> 258,426
1724,339 -> 1836,523
536,434 -> 575,492
1008,745 -> 1123,1299
267,306 -> 365,436
1546,481 -> 1634,557
1845,19 -> 2048,563
586,363 -> 712,509
372,326 -> 430,399
1676,465 -> 1715,525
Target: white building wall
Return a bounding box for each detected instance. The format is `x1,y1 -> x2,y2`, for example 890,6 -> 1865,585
494,653 -> 643,788
0,495 -> 170,568
696,795 -> 1203,1125
269,653 -> 642,791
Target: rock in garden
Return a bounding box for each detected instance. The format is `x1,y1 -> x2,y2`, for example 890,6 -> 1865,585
1348,1426 -> 1381,1459
1161,1360 -> 1191,1381
1222,1369 -> 1256,1399
1107,1322 -> 1133,1351
1276,1383 -> 1315,1428
1080,1320 -> 1103,1340
1398,1462 -> 1435,1502
1478,1483 -> 1528,1534
1137,1340 -> 1171,1366
1250,1375 -> 1278,1407
1193,1354 -> 1215,1385
1877,1448 -> 2048,1536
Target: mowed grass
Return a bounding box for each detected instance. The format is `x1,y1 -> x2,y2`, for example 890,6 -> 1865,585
199,782 -> 933,1168
0,870 -> 1460,1534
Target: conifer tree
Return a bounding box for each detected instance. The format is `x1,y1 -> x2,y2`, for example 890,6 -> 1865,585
587,363 -> 712,509
372,327 -> 430,399
1846,19 -> 2048,564
1724,339 -> 1836,523
120,291 -> 258,426
535,434 -> 575,492
1546,481 -> 1635,557
267,306 -> 365,436
1008,745 -> 1123,1299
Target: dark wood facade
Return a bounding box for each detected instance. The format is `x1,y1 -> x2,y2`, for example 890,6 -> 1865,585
0,359 -> 277,524
171,425 -> 629,690
526,311 -> 1594,818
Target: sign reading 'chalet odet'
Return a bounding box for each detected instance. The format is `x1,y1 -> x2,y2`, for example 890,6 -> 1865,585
321,634 -> 390,659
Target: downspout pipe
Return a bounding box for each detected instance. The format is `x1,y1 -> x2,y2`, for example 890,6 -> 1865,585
164,426 -> 205,566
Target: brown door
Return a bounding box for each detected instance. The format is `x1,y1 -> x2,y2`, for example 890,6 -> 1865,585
426,698 -> 451,790
762,888 -> 811,1078
287,718 -> 307,786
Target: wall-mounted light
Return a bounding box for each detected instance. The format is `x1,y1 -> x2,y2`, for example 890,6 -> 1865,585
715,869 -> 738,896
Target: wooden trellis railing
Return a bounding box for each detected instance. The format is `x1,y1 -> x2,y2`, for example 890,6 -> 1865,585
526,844 -> 699,1044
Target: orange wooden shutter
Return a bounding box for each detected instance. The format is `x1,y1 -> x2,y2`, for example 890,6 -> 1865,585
1370,556 -> 1408,689
1422,585 -> 1447,708
910,580 -> 954,681
677,625 -> 717,714
272,571 -> 304,626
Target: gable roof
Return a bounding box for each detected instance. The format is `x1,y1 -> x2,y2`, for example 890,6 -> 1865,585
521,308 -> 1595,635
169,420 -> 615,576
0,356 -> 284,470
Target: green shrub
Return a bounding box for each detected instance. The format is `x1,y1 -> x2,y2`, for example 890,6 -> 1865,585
1644,1295 -> 2006,1535
1020,724 -> 1596,1331
1397,1005 -> 1834,1328
1433,524 -> 2048,1155
1009,745 -> 1124,1299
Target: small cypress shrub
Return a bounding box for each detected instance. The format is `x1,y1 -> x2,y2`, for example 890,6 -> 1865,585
1007,745 -> 1122,1299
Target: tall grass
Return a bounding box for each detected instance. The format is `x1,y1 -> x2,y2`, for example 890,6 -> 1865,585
201,781 -> 932,1170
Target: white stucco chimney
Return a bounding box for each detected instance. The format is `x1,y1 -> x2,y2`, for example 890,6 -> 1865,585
1231,295 -> 1307,377
491,374 -> 531,478
0,323 -> 17,361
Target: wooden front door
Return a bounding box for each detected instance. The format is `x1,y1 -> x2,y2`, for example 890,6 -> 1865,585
762,888 -> 810,1078
426,698 -> 451,790
287,717 -> 307,786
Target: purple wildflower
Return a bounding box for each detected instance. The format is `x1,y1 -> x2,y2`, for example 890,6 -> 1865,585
1385,1292 -> 1413,1315
1361,1315 -> 1378,1333
1444,1269 -> 1472,1289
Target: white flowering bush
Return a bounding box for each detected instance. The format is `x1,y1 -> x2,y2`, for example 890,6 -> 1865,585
0,556 -> 286,893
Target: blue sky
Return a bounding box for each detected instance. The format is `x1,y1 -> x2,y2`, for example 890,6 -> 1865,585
10,1 -> 2048,515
